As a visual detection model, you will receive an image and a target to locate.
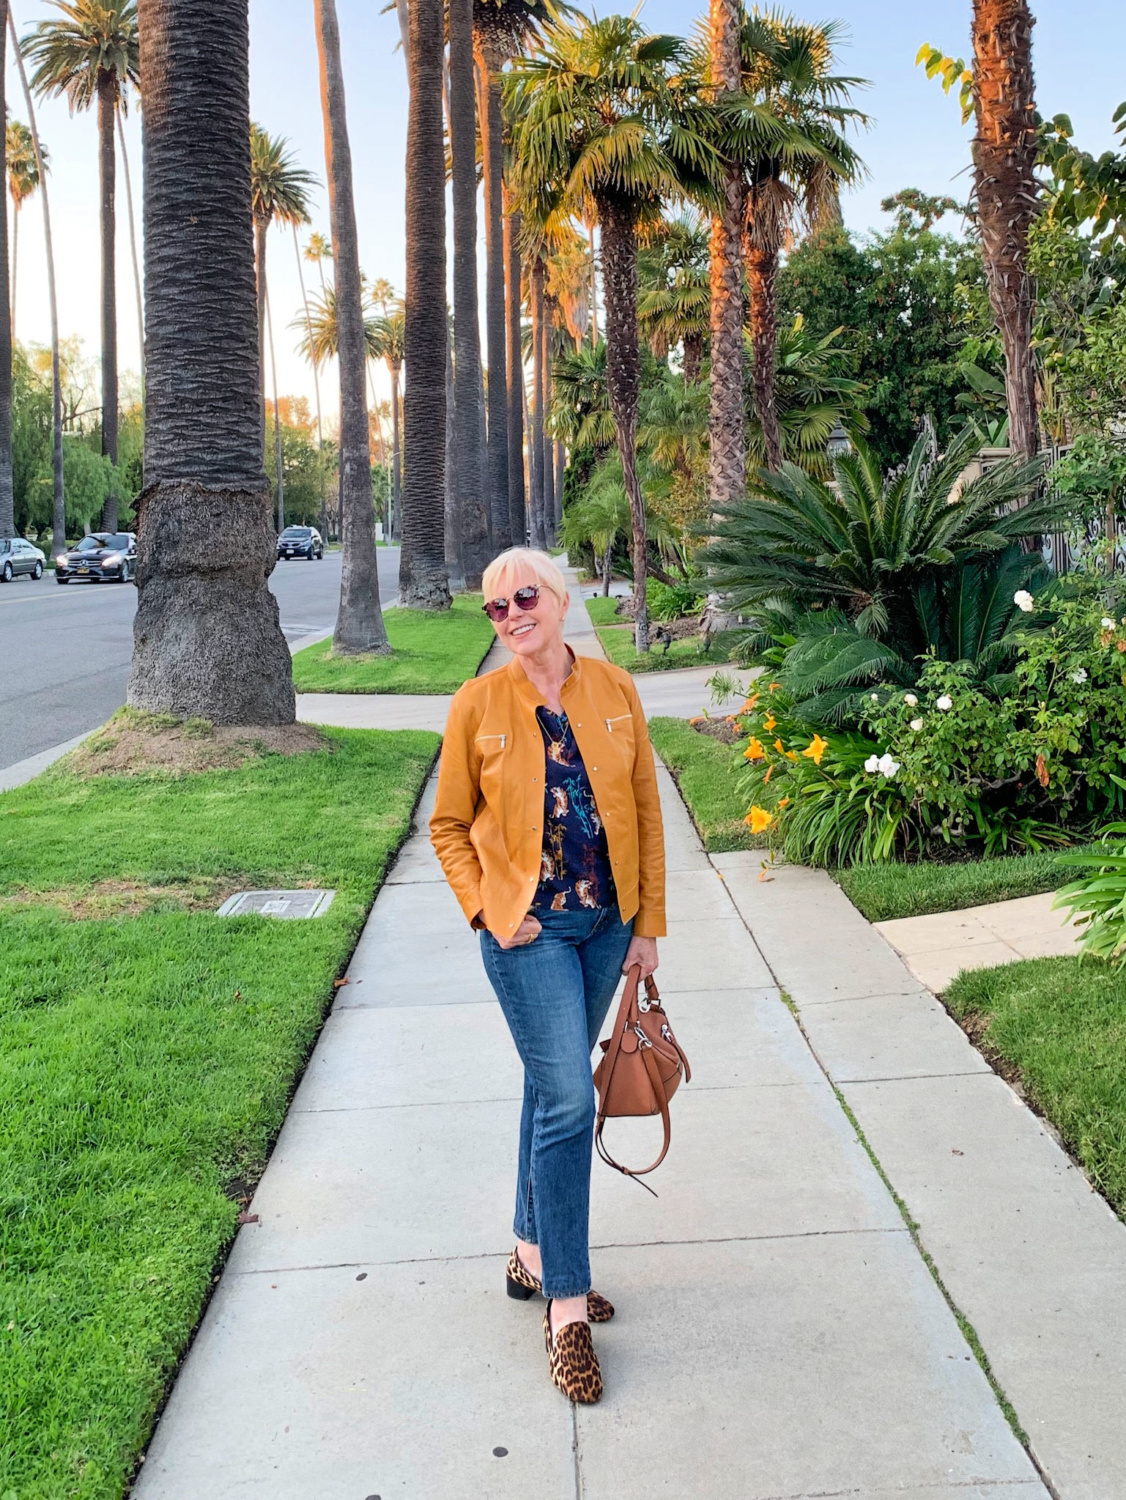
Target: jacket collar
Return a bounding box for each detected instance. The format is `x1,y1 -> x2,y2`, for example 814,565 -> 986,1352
507,644 -> 581,708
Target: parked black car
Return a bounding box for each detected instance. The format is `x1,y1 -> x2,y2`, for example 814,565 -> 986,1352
55,532 -> 137,584
0,536 -> 45,582
277,525 -> 324,561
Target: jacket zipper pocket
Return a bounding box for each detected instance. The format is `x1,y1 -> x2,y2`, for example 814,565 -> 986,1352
475,733 -> 506,749
605,715 -> 632,733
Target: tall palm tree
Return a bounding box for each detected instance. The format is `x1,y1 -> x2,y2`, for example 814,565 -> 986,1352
971,0 -> 1039,462
738,10 -> 866,470
23,0 -> 139,532
9,11 -> 62,556
529,251 -> 546,546
128,0 -> 294,724
313,0 -> 390,652
6,120 -> 43,340
708,0 -> 747,509
503,184 -> 526,544
508,14 -> 720,650
474,0 -> 544,550
305,230 -> 332,294
401,0 -> 450,608
449,0 -> 488,586
249,125 -> 313,531
543,288 -> 559,537
116,110 -> 143,389
0,8 -> 14,541
292,223 -> 326,534
370,299 -> 405,543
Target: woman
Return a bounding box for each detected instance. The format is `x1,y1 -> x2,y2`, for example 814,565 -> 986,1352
430,547 -> 666,1404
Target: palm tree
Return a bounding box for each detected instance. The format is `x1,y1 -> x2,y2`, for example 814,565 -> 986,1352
707,0 -> 747,510
6,120 -> 43,341
370,300 -> 405,543
9,12 -> 62,557
292,224 -> 326,534
529,251 -> 546,546
971,0 -> 1039,462
249,123 -> 314,530
313,0 -> 390,651
449,0 -> 488,586
738,11 -> 867,470
549,340 -> 615,454
744,316 -> 867,474
474,0 -> 544,550
23,0 -> 139,532
0,12 -> 14,541
508,14 -> 720,650
116,110 -> 143,390
638,212 -> 710,381
503,184 -> 527,544
305,230 -> 332,294
401,0 -> 450,608
127,0 -> 294,724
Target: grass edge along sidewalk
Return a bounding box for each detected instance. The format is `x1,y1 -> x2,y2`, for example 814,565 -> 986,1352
648,715 -> 761,854
0,722 -> 438,1498
946,955 -> 1126,1221
291,593 -> 495,694
584,596 -> 742,673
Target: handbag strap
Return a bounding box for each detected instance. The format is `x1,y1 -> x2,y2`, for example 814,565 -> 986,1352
595,1040 -> 672,1184
594,965 -> 673,1191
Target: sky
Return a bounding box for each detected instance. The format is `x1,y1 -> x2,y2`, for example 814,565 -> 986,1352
7,0 -> 1126,428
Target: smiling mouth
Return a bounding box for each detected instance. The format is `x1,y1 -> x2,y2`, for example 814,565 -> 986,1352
511,621 -> 536,637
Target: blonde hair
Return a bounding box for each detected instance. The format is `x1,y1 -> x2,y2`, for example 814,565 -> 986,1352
481,547 -> 568,606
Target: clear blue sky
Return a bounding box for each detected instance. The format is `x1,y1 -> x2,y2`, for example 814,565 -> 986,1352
9,0 -> 1126,424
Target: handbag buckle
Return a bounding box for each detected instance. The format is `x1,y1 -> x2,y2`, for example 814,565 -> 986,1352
638,995 -> 651,1012
634,1024 -> 653,1049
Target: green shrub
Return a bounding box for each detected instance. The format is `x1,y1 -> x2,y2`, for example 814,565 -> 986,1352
647,576 -> 705,621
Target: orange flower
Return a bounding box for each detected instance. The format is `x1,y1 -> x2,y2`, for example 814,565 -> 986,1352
743,737 -> 765,762
785,749 -> 797,761
778,797 -> 791,809
747,805 -> 774,833
774,737 -> 785,754
742,693 -> 760,712
768,681 -> 781,692
764,765 -> 773,783
801,734 -> 829,765
763,714 -> 777,732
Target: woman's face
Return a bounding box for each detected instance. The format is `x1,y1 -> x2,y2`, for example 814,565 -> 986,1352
488,577 -> 568,658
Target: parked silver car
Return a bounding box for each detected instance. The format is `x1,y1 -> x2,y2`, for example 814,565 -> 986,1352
0,536 -> 45,582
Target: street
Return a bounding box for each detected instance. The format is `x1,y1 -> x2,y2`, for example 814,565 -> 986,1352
0,547 -> 402,773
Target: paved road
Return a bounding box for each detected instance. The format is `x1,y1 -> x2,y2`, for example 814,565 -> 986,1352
0,547 -> 401,773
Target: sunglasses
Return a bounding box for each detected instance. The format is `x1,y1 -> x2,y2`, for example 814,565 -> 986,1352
482,585 -> 541,623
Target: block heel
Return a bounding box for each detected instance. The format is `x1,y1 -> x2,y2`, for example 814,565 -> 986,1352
507,1272 -> 537,1301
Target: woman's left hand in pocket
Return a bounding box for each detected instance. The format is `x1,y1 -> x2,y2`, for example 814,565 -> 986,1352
622,934 -> 658,979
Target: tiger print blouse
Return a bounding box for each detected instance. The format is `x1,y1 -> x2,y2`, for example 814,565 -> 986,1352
532,704 -> 616,913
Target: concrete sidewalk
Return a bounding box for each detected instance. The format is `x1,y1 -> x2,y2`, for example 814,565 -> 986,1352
135,767 -> 1051,1497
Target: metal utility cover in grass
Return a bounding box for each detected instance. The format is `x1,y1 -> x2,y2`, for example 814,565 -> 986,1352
217,890 -> 336,919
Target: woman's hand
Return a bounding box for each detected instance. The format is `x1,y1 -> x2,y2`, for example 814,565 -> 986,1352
623,934 -> 659,979
494,912 -> 543,950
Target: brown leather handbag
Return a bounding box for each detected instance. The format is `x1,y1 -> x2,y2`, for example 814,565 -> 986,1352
593,965 -> 691,1187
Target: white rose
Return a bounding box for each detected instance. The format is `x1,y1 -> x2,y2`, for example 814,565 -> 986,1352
870,693 -> 879,702
910,717 -> 924,731
1071,668 -> 1088,684
877,753 -> 900,779
904,693 -> 918,707
1013,590 -> 1034,613
1102,617 -> 1115,629
864,754 -> 880,774
936,695 -> 953,711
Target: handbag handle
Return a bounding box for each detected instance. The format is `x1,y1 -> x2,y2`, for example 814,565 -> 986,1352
594,964 -> 674,1188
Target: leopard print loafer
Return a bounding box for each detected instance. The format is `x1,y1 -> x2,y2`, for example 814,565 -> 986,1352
505,1247 -> 614,1322
543,1304 -> 603,1404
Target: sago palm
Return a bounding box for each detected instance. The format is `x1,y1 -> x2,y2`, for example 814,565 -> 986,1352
507,12 -> 720,650
23,0 -> 139,530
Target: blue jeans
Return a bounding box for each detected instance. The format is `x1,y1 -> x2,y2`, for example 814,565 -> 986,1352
480,907 -> 634,1298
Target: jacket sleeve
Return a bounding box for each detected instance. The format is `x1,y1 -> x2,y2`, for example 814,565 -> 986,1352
627,676 -> 667,937
429,689 -> 486,926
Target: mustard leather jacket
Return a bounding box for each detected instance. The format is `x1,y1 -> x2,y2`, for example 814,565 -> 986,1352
429,649 -> 666,939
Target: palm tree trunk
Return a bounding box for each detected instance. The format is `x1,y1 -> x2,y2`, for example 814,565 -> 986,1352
597,195 -> 648,652
504,188 -> 526,546
448,0 -> 487,586
554,440 -> 565,531
292,221 -> 326,533
586,214 -> 599,347
10,204 -> 18,345
389,359 -> 402,540
683,331 -> 703,384
400,0 -> 451,608
475,33 -> 510,550
543,299 -> 559,537
96,72 -> 120,533
128,0 -> 294,724
747,242 -> 783,471
0,4 -> 13,540
314,0 -> 390,650
254,214 -> 269,471
9,10 -> 62,557
117,109 -> 145,393
443,328 -> 466,589
530,257 -> 546,548
708,0 -> 746,506
266,285 -> 285,531
971,0 -> 1039,463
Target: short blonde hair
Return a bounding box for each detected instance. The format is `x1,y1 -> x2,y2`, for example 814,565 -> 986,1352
481,547 -> 568,606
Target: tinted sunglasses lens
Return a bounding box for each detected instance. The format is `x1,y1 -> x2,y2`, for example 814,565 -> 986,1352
514,586 -> 540,611
483,598 -> 509,622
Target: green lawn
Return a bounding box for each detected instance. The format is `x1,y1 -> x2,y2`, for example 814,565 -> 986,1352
649,715 -> 763,854
0,726 -> 438,1497
838,847 -> 1094,923
946,956 -> 1126,1217
584,594 -> 623,626
584,598 -> 741,673
291,593 -> 495,694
